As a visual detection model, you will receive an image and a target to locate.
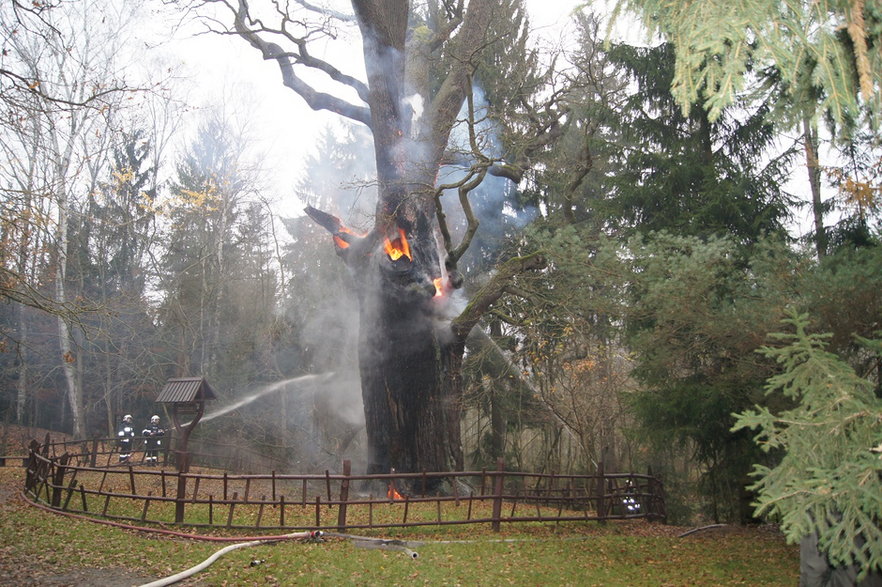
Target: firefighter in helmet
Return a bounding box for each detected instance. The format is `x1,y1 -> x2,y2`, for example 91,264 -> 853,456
117,414 -> 135,462
142,415 -> 165,465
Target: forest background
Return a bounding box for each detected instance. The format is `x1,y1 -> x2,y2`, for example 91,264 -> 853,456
1,0 -> 880,528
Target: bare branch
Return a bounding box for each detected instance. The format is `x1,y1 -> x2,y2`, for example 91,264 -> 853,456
0,68 -> 139,110
221,0 -> 372,126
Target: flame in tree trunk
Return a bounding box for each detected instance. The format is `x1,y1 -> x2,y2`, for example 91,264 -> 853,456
387,482 -> 404,500
333,225 -> 366,250
383,228 -> 411,261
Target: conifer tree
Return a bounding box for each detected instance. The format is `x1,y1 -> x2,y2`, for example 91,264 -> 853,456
733,311 -> 882,580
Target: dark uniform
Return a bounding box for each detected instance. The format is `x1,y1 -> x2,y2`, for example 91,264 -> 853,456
142,415 -> 165,465
117,415 -> 135,462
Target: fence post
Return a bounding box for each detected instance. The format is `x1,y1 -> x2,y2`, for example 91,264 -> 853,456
337,460 -> 351,531
595,460 -> 605,520
25,440 -> 39,494
491,458 -> 505,532
90,438 -> 98,468
51,453 -> 70,508
175,472 -> 187,523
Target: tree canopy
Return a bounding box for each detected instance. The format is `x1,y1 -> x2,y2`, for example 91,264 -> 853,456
613,0 -> 882,133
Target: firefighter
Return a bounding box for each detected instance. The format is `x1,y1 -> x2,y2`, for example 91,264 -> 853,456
142,415 -> 165,465
117,414 -> 135,462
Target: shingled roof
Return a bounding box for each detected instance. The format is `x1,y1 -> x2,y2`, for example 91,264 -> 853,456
155,377 -> 217,404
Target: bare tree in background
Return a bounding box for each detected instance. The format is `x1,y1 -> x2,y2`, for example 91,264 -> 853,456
0,0 -> 146,436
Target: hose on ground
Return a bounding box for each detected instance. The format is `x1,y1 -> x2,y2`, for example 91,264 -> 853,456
323,531 -> 421,559
138,530 -> 322,587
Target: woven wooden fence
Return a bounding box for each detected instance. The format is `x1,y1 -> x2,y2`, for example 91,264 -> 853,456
24,436 -> 666,532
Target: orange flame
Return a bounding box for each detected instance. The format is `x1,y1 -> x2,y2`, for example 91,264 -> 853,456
383,228 -> 411,261
433,278 -> 444,297
334,225 -> 365,249
387,483 -> 404,500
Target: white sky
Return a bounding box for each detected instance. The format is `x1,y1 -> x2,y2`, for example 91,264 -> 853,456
137,1 -> 825,236
145,1 -> 587,218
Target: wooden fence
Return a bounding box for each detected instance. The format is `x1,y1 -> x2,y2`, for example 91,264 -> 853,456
24,436 -> 666,532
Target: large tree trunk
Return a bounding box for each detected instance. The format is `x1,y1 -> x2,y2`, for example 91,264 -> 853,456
310,196 -> 544,474
358,279 -> 466,473
309,198 -> 460,474
294,0 -> 539,476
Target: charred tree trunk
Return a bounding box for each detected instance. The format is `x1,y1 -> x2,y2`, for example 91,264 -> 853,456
310,200 -> 544,475
307,203 -> 461,475
297,0 -> 539,477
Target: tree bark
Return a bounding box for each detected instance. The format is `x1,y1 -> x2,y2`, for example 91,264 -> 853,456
237,0 -> 544,475
803,116 -> 827,259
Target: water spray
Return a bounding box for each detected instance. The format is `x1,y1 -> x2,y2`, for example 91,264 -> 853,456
192,373 -> 335,425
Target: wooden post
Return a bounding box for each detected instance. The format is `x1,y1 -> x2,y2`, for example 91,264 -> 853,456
51,454 -> 70,508
141,492 -> 152,521
325,470 -> 332,505
257,496 -> 266,528
336,460 -> 351,531
25,440 -> 39,494
90,438 -> 98,468
175,472 -> 187,524
595,460 -> 606,521
227,492 -> 238,528
62,479 -> 78,510
79,484 -> 88,512
491,458 -> 505,532
63,466 -> 79,509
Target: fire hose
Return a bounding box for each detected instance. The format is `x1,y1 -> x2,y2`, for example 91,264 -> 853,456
24,491 -> 420,584
137,530 -> 324,587
139,532 -> 420,586
323,531 -> 421,559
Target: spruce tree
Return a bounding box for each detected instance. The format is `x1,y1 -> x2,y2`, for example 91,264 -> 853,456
733,311 -> 882,580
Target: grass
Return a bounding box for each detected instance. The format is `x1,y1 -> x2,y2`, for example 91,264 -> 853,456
0,466 -> 800,585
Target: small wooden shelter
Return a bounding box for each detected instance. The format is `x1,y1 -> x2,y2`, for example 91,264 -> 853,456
156,376 -> 216,473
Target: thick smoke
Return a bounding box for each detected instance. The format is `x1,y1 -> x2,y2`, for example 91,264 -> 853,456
437,86 -> 539,274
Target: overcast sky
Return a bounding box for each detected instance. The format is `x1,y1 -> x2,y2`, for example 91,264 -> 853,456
143,1 -> 587,219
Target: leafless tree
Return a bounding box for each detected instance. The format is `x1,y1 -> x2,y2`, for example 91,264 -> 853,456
0,0 -> 151,436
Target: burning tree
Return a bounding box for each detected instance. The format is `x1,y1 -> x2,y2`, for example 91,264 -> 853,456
200,0 -> 562,475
